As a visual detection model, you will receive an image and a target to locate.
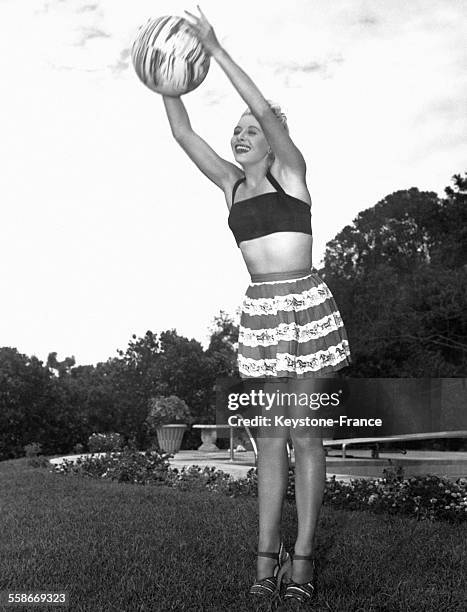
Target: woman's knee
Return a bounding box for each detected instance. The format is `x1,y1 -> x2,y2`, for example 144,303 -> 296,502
257,435 -> 288,450
290,430 -> 323,453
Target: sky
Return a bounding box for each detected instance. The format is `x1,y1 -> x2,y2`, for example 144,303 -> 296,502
0,0 -> 466,367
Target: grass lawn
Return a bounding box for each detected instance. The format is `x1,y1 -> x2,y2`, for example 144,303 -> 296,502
0,458 -> 465,612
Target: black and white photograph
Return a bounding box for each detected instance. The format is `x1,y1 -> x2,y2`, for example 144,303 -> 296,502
1,1 -> 466,611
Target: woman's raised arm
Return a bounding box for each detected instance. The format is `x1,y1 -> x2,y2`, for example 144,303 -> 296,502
163,95 -> 241,190
184,6 -> 306,176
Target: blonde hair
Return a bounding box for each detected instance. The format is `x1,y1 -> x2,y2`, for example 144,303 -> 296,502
242,100 -> 289,134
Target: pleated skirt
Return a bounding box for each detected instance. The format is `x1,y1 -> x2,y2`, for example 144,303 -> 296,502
238,268 -> 352,379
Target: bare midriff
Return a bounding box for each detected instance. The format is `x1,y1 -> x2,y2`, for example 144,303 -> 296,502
239,232 -> 313,275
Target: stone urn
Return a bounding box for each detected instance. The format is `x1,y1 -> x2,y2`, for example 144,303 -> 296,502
196,425 -> 220,452
156,424 -> 187,453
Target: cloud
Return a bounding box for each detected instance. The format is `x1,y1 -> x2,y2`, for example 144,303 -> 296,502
415,97 -> 466,123
78,3 -> 98,12
264,55 -> 344,83
76,27 -> 111,46
282,61 -> 328,74
357,15 -> 379,27
282,56 -> 344,74
111,48 -> 131,74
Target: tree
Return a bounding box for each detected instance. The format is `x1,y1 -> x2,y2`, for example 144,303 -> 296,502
444,171 -> 467,199
333,263 -> 467,376
46,352 -> 76,377
206,310 -> 239,377
155,330 -> 218,421
0,348 -> 85,458
322,171 -> 467,376
324,188 -> 442,279
436,171 -> 467,269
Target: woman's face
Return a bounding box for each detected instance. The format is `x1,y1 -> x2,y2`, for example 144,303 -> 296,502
231,113 -> 270,165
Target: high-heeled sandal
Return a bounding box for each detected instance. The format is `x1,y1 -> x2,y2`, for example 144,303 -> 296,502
249,541 -> 292,597
283,553 -> 316,603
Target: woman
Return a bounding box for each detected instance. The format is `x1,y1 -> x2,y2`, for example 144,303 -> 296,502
162,6 -> 351,603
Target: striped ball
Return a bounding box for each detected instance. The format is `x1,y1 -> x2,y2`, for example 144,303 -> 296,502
131,16 -> 210,95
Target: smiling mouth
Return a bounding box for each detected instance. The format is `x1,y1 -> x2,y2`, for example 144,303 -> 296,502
235,145 -> 251,153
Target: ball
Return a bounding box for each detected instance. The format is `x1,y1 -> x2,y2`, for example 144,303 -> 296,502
131,15 -> 210,96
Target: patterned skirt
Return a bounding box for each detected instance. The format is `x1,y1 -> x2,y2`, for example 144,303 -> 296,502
238,268 -> 351,379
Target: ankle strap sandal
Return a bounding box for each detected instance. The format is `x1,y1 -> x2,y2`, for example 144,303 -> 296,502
283,553 -> 316,603
249,542 -> 291,597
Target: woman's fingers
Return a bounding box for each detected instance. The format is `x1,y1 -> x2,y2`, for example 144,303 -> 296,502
183,10 -> 200,30
184,10 -> 198,21
184,5 -> 218,53
183,12 -> 200,36
197,5 -> 208,20
185,6 -> 210,27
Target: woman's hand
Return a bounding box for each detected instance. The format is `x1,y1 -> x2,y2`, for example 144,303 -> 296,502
184,5 -> 221,56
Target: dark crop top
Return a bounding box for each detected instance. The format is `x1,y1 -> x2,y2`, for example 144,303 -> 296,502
228,170 -> 312,247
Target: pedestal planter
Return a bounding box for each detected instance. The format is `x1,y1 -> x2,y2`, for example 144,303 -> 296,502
156,424 -> 187,453
192,424 -> 233,452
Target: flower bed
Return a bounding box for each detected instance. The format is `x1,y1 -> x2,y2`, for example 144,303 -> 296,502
50,449 -> 467,523
53,450 -> 172,485
323,471 -> 467,523
87,432 -> 124,453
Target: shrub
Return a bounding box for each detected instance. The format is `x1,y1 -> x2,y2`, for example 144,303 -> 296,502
24,442 -> 50,467
88,433 -> 124,453
28,455 -> 50,468
123,436 -> 139,451
52,448 -> 172,485
323,469 -> 467,522
24,442 -> 42,458
164,465 -> 261,498
73,443 -> 85,454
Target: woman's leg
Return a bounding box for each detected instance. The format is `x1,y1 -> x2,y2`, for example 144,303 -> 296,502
255,381 -> 289,580
287,375 -> 334,583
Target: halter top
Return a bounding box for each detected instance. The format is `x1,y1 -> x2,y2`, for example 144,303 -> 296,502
228,170 -> 312,247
